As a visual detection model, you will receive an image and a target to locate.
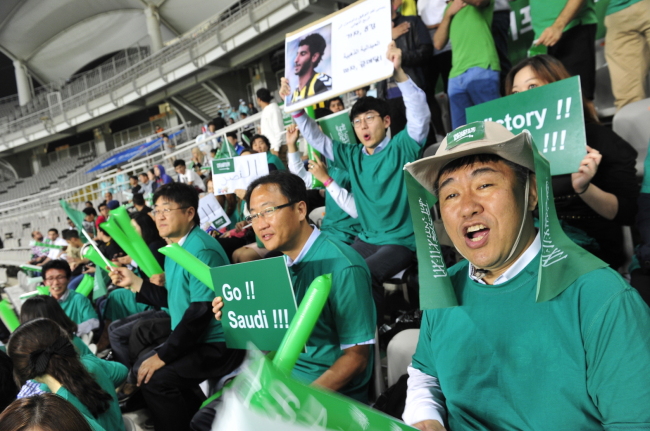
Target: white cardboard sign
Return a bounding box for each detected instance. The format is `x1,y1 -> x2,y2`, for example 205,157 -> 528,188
283,0 -> 393,113
211,153 -> 270,195
198,194 -> 231,230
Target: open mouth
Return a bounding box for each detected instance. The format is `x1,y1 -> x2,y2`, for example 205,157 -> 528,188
465,224 -> 489,243
362,133 -> 371,141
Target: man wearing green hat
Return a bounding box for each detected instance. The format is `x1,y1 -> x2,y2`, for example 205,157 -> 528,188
402,121 -> 650,430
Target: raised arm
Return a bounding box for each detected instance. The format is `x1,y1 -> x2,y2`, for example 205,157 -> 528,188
433,0 -> 466,50
388,42 -> 431,145
280,77 -> 334,161
286,124 -> 314,187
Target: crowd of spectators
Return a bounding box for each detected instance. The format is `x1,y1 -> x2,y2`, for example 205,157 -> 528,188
2,1 -> 650,430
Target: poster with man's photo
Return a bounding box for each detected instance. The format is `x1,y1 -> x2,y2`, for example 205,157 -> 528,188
283,0 -> 393,112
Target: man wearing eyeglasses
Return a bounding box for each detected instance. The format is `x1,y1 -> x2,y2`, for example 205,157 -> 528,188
280,42 -> 431,322
108,182 -> 244,431
211,172 -> 375,403
42,259 -> 99,335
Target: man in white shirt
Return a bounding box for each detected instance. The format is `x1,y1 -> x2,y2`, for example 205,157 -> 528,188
173,159 -> 206,192
257,88 -> 285,156
39,228 -> 69,265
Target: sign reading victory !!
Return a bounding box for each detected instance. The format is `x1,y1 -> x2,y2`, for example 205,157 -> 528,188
466,76 -> 586,176
211,257 -> 298,350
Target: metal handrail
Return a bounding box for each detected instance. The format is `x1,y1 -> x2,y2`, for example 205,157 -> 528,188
0,0 -> 275,138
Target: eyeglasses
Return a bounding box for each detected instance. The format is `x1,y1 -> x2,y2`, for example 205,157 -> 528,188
352,114 -> 380,129
245,202 -> 296,224
152,207 -> 188,217
45,275 -> 67,282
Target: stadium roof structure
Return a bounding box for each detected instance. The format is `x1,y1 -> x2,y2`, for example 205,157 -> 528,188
0,0 -> 233,84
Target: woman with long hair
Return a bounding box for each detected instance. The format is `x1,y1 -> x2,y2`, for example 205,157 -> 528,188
20,295 -> 93,357
506,55 -> 639,269
8,318 -> 127,431
0,393 -> 101,431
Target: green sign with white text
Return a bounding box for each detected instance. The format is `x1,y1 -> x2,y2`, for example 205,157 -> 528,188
211,257 -> 298,350
317,110 -> 356,145
466,76 -> 586,176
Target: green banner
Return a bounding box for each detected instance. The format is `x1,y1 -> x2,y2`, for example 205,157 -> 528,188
0,299 -> 19,332
34,241 -> 63,250
211,257 -> 298,351
528,131 -> 607,301
466,76 -> 586,176
59,200 -> 88,243
404,171 -> 457,310
213,349 -> 416,431
317,111 -> 356,145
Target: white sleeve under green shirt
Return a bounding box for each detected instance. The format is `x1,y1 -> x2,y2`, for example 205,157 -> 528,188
408,251 -> 650,429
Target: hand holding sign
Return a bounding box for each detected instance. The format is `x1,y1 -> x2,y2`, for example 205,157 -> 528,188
572,145 -> 601,195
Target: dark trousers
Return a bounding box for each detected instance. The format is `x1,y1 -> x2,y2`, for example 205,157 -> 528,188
107,309 -> 169,369
492,10 -> 512,95
548,23 -> 597,100
190,397 -> 221,431
136,343 -> 245,431
351,238 -> 415,324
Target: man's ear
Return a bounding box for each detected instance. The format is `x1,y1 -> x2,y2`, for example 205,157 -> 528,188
296,201 -> 308,221
311,52 -> 321,66
527,173 -> 538,211
383,115 -> 391,130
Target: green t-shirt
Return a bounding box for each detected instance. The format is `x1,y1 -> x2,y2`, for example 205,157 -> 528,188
227,200 -> 247,230
288,232 -> 376,402
412,255 -> 650,430
266,152 -> 287,171
104,288 -> 151,321
165,226 -> 227,343
606,0 -> 643,15
47,356 -> 127,431
529,0 -> 597,38
72,334 -> 94,357
57,290 -> 98,326
320,166 -> 362,245
333,130 -> 422,251
448,0 -> 500,78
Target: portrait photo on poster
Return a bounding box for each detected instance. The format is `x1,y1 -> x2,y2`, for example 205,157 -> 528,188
285,24 -> 333,107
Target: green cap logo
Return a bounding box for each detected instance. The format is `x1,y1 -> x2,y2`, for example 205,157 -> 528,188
446,121 -> 485,149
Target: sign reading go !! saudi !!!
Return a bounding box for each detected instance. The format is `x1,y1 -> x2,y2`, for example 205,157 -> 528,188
211,257 -> 298,350
466,76 -> 585,176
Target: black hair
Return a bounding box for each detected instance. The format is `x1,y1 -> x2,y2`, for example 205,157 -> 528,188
62,230 -> 79,240
8,319 -> 112,418
173,159 -> 186,168
98,203 -> 106,210
162,133 -> 169,138
138,172 -> 148,179
85,201 -> 93,206
131,211 -> 164,245
327,97 -> 344,109
0,350 -> 18,412
298,33 -> 327,67
350,96 -> 390,122
132,193 -> 145,206
226,131 -> 238,139
207,122 -> 215,127
251,134 -> 270,151
244,171 -> 307,210
82,207 -> 96,217
129,175 -> 138,181
42,259 -> 71,281
19,296 -> 78,335
256,88 -> 272,103
97,226 -> 109,237
47,228 -> 58,235
434,154 -> 531,196
153,182 -> 200,225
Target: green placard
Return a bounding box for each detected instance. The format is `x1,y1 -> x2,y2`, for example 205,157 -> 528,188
212,159 -> 235,174
278,102 -> 294,127
466,76 -> 586,176
317,111 -> 356,145
211,257 -> 298,351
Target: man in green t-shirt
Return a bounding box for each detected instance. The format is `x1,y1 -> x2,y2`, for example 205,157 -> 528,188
401,122 -> 650,430
604,0 -> 650,109
213,172 -> 376,399
529,0 -> 597,100
109,183 -> 244,431
280,42 -> 430,323
433,0 -> 501,129
42,259 -> 99,335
